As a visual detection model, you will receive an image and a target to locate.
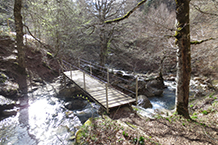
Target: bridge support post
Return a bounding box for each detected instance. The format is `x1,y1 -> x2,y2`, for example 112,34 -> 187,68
83,71 -> 86,90
70,65 -> 72,79
63,74 -> 66,88
136,76 -> 138,106
105,83 -> 109,114
90,62 -> 92,75
78,58 -> 80,69
107,68 -> 109,84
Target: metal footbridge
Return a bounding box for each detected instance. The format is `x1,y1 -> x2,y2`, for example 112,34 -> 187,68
61,59 -> 138,113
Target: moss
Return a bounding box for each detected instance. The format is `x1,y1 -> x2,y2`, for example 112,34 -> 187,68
0,73 -> 7,83
46,51 -> 53,59
76,118 -> 93,144
126,122 -> 137,129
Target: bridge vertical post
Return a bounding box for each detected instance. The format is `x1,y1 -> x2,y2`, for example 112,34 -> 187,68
105,82 -> 109,114
63,74 -> 66,88
136,76 -> 138,106
78,58 -> 80,69
107,68 -> 109,84
90,62 -> 92,75
83,71 -> 86,90
70,65 -> 72,79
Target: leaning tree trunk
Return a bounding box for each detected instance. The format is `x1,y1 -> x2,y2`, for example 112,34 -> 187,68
175,0 -> 191,119
14,0 -> 27,94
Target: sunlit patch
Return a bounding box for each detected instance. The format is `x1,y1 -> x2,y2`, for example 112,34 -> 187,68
28,98 -> 59,139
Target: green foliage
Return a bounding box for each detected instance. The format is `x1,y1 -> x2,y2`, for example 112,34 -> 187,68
190,104 -> 194,107
193,112 -> 197,116
166,117 -> 171,122
202,110 -> 208,115
191,115 -> 198,119
208,93 -> 215,98
122,131 -> 129,137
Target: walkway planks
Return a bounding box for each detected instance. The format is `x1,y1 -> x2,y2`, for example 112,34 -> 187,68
63,70 -> 136,111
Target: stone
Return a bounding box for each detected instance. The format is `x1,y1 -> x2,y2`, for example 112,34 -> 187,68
146,77 -> 165,96
64,98 -> 88,110
148,88 -> 163,96
137,95 -> 152,109
147,78 -> 165,90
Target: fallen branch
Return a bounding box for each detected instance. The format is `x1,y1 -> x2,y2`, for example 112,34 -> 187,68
104,0 -> 148,24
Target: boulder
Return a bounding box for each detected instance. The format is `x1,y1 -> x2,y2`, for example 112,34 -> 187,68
64,98 -> 88,110
57,87 -> 84,100
146,77 -> 165,90
137,95 -> 152,109
0,73 -> 18,97
146,77 -> 165,96
148,88 -> 163,96
138,78 -> 164,97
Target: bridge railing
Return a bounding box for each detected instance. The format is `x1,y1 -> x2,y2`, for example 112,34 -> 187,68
61,58 -> 139,112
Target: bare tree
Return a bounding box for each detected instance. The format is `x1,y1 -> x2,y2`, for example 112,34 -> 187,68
79,0 -> 127,66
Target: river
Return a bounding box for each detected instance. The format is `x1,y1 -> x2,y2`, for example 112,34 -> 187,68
0,79 -> 176,144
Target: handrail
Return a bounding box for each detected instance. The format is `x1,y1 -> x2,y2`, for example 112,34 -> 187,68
80,58 -> 107,70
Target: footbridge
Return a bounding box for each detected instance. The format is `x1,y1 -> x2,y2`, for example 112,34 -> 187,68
61,59 -> 139,113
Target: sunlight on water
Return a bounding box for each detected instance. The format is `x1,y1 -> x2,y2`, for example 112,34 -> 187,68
28,97 -> 63,142
29,98 -> 57,128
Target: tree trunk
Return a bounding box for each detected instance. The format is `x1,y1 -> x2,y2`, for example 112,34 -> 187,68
99,27 -> 107,67
14,0 -> 27,94
175,0 -> 191,119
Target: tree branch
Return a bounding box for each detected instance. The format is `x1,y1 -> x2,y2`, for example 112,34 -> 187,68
190,37 -> 216,45
190,3 -> 218,17
104,0 -> 148,24
23,24 -> 53,52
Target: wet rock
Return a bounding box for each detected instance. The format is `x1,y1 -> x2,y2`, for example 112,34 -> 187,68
0,73 -> 18,97
146,77 -> 165,96
65,111 -> 75,118
147,78 -> 165,90
138,78 -> 164,97
2,109 -> 17,116
137,95 -> 152,109
148,88 -> 163,96
57,87 -> 76,98
64,98 -> 88,110
0,95 -> 17,117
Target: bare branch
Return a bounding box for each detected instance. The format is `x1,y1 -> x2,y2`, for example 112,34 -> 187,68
104,0 -> 148,24
23,24 -> 53,52
190,37 -> 216,45
190,3 -> 218,17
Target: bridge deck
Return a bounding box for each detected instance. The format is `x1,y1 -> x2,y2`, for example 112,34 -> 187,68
63,70 -> 135,111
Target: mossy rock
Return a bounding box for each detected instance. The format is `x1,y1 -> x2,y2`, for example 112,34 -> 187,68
75,118 -> 93,144
0,72 -> 7,83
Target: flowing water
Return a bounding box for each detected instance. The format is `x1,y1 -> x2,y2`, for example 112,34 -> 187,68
0,78 -> 176,144
134,81 -> 176,118
0,80 -> 99,145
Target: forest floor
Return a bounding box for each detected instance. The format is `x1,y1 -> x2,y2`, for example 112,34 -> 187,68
77,93 -> 218,145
